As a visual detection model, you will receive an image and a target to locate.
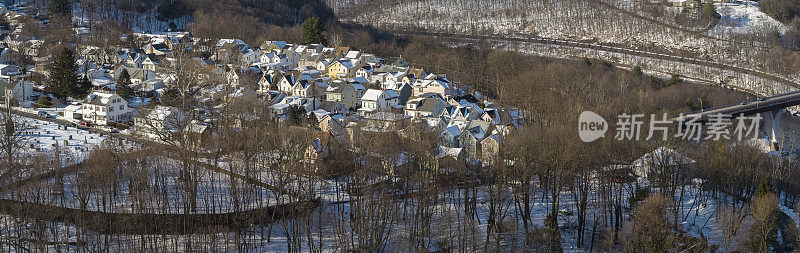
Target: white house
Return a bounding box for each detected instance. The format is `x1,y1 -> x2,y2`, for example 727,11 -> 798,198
412,75 -> 453,98
62,103 -> 83,120
404,96 -> 446,118
358,89 -> 400,116
1,79 -> 33,103
633,147 -> 696,180
81,91 -> 132,125
305,44 -> 325,54
141,56 -> 157,71
241,49 -> 263,66
284,50 -> 300,69
133,105 -> 185,138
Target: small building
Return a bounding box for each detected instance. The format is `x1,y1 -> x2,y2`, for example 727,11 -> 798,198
412,75 -> 453,98
305,130 -> 333,160
340,81 -> 365,110
458,120 -> 493,160
81,91 -> 132,125
327,59 -> 362,79
669,0 -> 700,8
632,147 -> 696,181
114,66 -> 157,84
404,96 -> 446,118
61,103 -> 83,120
318,114 -> 346,138
0,64 -> 28,82
184,120 -> 213,147
0,79 -> 33,103
481,134 -> 501,165
440,125 -> 461,147
133,105 -> 184,137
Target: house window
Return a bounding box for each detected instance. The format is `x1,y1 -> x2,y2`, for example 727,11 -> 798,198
119,105 -> 124,110
109,107 -> 114,112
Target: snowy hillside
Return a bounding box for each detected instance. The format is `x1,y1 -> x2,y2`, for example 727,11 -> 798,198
333,0 -> 797,83
710,3 -> 790,37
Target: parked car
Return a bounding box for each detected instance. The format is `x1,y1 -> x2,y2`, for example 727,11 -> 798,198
37,110 -> 48,117
78,121 -> 89,126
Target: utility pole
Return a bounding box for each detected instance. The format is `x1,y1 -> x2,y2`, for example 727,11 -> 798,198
312,80 -> 316,110
5,83 -> 11,117
5,80 -> 14,169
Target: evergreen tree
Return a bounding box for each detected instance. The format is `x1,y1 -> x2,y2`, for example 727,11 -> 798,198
49,47 -> 80,99
301,17 -> 325,45
48,0 -> 72,18
631,66 -> 643,76
76,75 -> 92,98
159,86 -> 181,107
756,178 -> 773,198
287,105 -> 305,125
116,69 -> 135,99
36,96 -> 52,107
702,0 -> 721,20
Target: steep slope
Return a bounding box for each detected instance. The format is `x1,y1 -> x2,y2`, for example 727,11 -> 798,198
330,0 -> 797,82
73,0 -> 334,43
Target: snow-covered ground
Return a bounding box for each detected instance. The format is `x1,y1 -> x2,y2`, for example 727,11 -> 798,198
1,167 -> 797,252
709,3 -> 789,37
1,154 -> 288,214
782,205 -> 800,233
16,115 -> 106,166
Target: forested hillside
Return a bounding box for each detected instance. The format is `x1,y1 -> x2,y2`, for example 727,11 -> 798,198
327,0 -> 800,82
28,0 -> 334,43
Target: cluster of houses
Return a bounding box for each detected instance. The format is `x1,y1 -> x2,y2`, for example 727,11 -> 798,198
247,41 -> 521,163
0,1 -> 522,165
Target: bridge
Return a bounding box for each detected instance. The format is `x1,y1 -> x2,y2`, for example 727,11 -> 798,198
673,91 -> 800,150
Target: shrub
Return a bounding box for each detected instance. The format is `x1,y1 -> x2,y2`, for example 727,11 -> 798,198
36,96 -> 52,107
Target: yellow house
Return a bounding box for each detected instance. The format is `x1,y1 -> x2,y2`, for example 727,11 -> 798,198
305,130 -> 333,160
260,41 -> 288,53
327,60 -> 359,79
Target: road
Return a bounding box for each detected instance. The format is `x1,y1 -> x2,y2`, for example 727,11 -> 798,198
673,90 -> 800,122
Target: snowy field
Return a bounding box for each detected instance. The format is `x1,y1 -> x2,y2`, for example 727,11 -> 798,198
16,116 -> 106,167
709,3 -> 790,37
